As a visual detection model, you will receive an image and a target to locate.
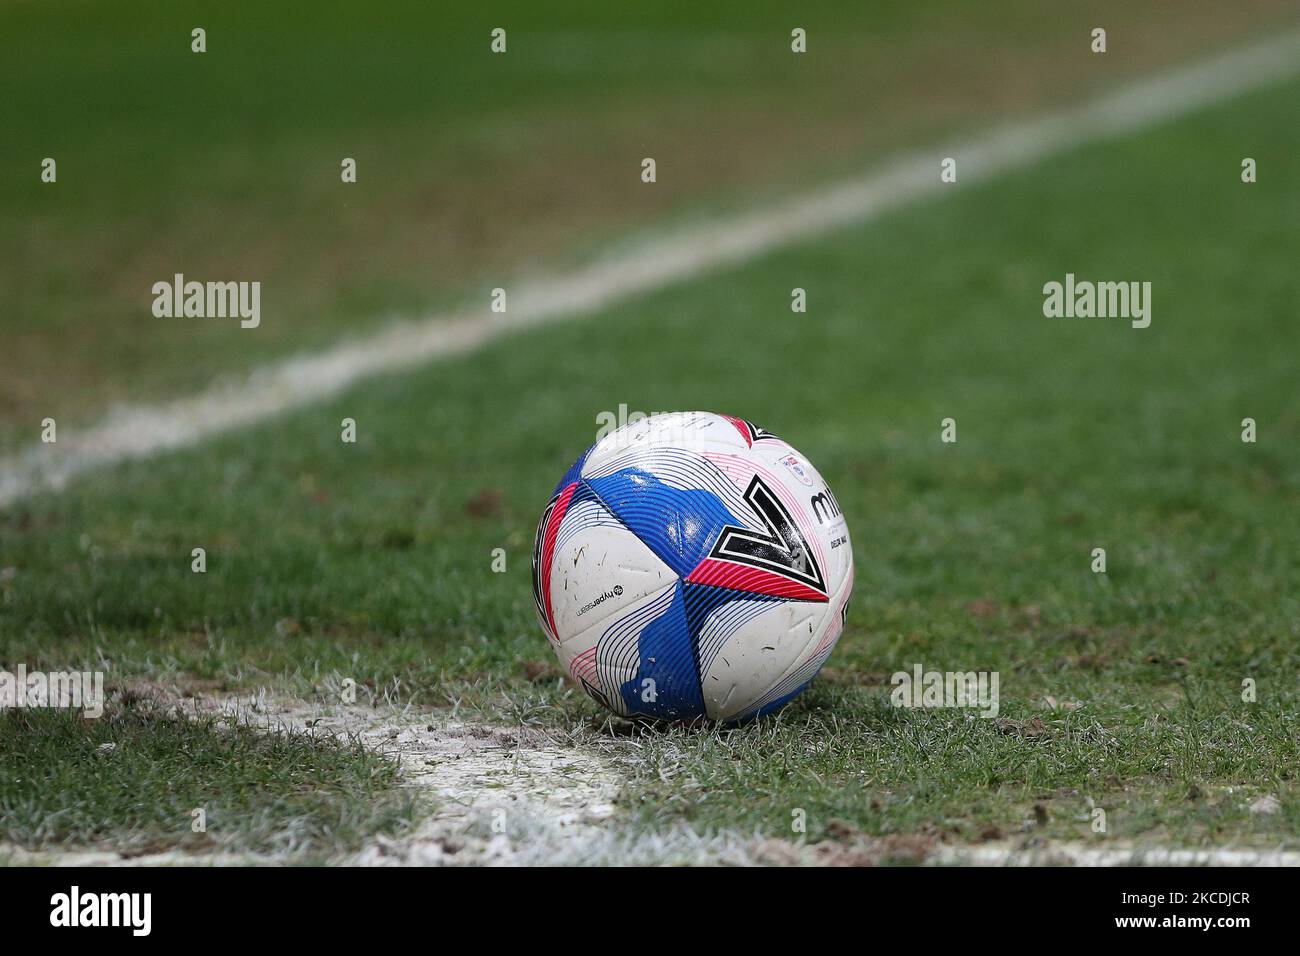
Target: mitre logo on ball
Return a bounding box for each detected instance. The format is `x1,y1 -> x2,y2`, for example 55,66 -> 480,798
532,411 -> 853,722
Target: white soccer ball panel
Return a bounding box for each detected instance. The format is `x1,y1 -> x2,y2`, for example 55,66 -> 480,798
697,598 -> 824,720
583,411 -> 751,476
702,558 -> 854,721
546,497 -> 676,664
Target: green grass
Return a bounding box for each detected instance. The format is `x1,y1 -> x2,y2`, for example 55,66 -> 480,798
0,692 -> 417,859
3,0 -> 1294,448
2,69 -> 1298,851
619,689 -> 1298,846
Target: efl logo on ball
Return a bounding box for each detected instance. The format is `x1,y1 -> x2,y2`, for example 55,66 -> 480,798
532,412 -> 853,722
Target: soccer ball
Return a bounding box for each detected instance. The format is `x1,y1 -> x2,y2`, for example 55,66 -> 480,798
532,411 -> 853,722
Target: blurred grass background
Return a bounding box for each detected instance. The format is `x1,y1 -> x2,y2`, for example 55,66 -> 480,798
2,0 -> 1297,449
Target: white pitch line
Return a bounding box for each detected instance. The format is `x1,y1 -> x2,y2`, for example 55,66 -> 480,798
4,29 -> 1300,508
931,844 -> 1300,867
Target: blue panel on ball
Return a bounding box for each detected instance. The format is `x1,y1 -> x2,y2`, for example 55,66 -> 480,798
729,680 -> 813,724
552,442 -> 595,497
583,467 -> 741,577
618,583 -> 704,719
